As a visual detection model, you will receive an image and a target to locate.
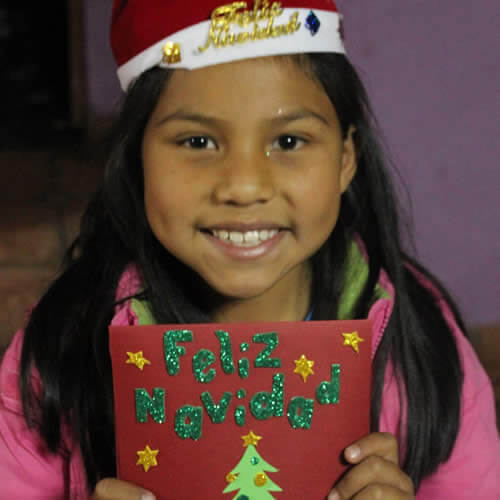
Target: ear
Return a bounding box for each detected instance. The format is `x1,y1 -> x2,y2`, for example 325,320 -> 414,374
339,126 -> 357,193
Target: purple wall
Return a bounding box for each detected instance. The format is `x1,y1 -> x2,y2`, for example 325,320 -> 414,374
85,1 -> 499,325
336,0 -> 500,325
84,0 -> 122,119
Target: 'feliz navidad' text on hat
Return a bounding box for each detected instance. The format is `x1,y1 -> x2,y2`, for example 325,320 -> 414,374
111,0 -> 346,91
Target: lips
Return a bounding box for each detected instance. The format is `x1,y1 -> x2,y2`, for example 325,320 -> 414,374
200,223 -> 287,260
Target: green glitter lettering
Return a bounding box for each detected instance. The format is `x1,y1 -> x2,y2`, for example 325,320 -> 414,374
240,342 -> 249,352
192,349 -> 216,383
135,388 -> 165,424
164,329 -> 193,375
237,388 -> 246,399
238,358 -> 249,379
249,373 -> 284,419
316,364 -> 340,405
287,396 -> 314,429
201,391 -> 232,423
235,405 -> 246,426
174,405 -> 202,440
272,373 -> 284,416
215,330 -> 235,374
253,332 -> 281,368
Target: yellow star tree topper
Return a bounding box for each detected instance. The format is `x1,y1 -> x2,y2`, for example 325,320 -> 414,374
241,430 -> 262,447
126,351 -> 151,370
342,331 -> 365,353
136,444 -> 159,472
293,354 -> 315,382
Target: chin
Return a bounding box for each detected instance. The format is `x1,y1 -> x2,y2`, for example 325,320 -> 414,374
210,280 -> 276,302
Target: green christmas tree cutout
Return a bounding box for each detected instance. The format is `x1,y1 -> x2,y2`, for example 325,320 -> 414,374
223,431 -> 282,499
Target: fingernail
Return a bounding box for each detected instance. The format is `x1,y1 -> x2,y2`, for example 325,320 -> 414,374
346,444 -> 361,460
140,493 -> 155,500
328,489 -> 340,500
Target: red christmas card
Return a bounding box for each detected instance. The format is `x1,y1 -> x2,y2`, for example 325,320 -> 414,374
109,320 -> 372,499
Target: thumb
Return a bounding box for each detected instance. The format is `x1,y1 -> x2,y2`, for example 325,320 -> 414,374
92,478 -> 155,500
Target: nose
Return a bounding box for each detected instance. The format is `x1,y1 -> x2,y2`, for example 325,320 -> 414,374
212,149 -> 276,206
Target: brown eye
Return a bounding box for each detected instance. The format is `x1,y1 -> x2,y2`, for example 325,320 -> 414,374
182,136 -> 217,149
273,135 -> 306,151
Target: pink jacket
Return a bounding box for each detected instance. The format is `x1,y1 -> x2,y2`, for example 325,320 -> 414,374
1,266 -> 499,499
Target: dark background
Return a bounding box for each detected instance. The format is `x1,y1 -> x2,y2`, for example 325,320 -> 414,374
0,1 -> 78,149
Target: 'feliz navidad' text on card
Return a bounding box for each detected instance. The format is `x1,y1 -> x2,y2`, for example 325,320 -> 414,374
111,322 -> 370,440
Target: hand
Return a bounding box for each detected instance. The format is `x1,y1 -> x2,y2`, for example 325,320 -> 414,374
92,478 -> 156,500
328,432 -> 415,499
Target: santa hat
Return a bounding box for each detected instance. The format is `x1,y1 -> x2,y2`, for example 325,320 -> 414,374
111,0 -> 345,91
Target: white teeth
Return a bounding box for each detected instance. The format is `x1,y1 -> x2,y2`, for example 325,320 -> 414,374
229,231 -> 244,243
244,230 -> 259,244
210,229 -> 280,246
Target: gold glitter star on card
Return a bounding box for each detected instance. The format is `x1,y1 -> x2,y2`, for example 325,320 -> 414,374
126,351 -> 151,370
342,331 -> 365,353
241,430 -> 262,447
294,354 -> 315,382
136,445 -> 159,472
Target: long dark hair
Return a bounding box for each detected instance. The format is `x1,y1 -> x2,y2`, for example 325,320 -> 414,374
20,54 -> 464,491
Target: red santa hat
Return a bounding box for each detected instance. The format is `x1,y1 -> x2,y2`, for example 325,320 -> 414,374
111,0 -> 345,90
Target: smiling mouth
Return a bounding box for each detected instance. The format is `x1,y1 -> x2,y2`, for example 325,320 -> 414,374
209,229 -> 280,247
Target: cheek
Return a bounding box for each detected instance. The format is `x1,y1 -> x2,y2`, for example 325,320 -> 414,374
144,172 -> 165,220
143,165 -> 204,251
143,170 -> 180,237
144,192 -> 188,260
290,166 -> 342,223
306,192 -> 341,234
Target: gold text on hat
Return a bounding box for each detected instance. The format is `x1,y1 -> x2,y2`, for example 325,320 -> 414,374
198,0 -> 301,53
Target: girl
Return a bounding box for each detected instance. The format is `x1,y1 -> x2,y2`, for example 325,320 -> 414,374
1,0 -> 498,498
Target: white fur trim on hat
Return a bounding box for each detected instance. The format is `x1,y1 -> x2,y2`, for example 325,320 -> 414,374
117,9 -> 344,91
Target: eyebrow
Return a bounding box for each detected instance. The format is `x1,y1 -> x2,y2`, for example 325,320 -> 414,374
271,109 -> 331,127
154,110 -> 224,128
154,108 -> 331,128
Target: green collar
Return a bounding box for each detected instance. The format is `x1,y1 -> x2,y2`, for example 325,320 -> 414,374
337,241 -> 390,320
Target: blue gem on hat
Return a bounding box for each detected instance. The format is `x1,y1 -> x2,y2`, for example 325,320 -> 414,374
305,11 -> 320,36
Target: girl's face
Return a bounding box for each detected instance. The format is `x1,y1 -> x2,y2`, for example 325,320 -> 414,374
142,57 -> 356,316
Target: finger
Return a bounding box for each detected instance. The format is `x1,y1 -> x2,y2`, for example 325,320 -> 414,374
349,483 -> 414,500
330,456 -> 414,500
345,432 -> 399,465
92,478 -> 156,500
